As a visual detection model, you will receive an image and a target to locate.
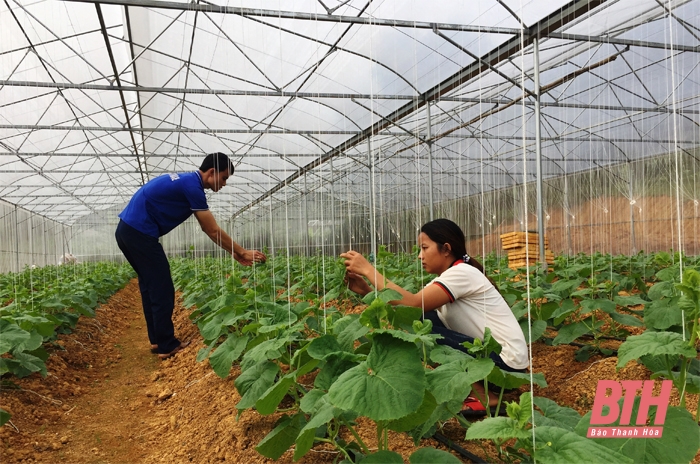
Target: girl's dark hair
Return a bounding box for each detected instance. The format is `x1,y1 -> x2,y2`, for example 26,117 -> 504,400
420,218 -> 499,291
200,152 -> 235,174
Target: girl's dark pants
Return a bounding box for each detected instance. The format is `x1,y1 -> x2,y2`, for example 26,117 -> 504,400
115,220 -> 181,354
423,311 -> 524,375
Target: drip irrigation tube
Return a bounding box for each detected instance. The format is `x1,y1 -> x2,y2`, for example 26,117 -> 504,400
432,432 -> 488,463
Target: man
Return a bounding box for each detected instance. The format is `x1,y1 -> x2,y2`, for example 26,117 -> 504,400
115,152 -> 266,359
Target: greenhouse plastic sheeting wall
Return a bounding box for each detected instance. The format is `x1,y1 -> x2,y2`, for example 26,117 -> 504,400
0,200 -> 72,273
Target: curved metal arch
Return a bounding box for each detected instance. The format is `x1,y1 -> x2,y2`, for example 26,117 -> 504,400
243,14 -> 421,95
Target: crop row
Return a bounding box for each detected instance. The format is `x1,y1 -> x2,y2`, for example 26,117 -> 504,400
168,250 -> 700,463
0,262 -> 135,425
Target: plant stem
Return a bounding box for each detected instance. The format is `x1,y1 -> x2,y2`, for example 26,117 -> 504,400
316,438 -> 352,461
340,417 -> 370,454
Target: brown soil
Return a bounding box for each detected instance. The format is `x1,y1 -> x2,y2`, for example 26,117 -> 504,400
1,280 -> 699,463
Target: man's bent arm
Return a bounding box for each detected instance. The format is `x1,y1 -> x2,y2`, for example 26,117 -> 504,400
193,210 -> 244,256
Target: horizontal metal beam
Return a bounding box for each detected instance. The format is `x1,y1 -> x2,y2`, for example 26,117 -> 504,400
0,124 -> 359,134
546,32 -> 700,53
0,152 -> 332,158
0,183 -> 287,189
2,80 -> 697,115
1,121 -> 697,142
65,0 -> 523,34
3,81 -> 698,119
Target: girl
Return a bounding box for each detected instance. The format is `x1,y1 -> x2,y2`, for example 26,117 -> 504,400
340,218 -> 529,415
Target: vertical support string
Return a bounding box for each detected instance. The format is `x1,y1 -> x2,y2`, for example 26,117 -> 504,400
533,37 -> 546,270
426,100 -> 435,221
367,139 -> 377,282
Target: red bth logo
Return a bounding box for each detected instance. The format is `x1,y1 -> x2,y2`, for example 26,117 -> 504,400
587,380 -> 672,439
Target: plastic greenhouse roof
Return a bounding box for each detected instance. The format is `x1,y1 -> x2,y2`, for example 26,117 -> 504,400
0,0 -> 698,224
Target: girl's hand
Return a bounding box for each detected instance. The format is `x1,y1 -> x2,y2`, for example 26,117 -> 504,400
344,272 -> 372,296
340,250 -> 373,276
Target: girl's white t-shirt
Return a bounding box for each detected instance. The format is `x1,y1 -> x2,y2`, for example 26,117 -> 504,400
430,263 -> 529,370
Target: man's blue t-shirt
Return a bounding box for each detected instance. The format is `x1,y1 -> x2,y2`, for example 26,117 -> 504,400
119,172 -> 208,237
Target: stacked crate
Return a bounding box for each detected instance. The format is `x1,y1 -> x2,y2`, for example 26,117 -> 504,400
500,232 -> 554,269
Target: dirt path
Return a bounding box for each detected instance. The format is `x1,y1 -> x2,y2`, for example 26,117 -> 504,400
0,281 -> 162,463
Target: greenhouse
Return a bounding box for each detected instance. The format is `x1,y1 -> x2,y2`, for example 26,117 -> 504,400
1,0 -> 699,462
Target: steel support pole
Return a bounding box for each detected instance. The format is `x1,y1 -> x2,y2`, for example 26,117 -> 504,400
533,38 -> 547,269
330,157 -> 337,256
367,139 -> 377,262
304,173 -> 309,256
564,173 -> 572,255
426,101 -> 435,221
42,220 -> 47,267
14,206 -> 20,273
629,169 -> 636,254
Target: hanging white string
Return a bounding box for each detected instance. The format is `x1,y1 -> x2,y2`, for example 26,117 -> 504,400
665,0 -> 685,340
517,0 -> 537,454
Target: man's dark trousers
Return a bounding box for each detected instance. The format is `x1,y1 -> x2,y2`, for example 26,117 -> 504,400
115,220 -> 181,354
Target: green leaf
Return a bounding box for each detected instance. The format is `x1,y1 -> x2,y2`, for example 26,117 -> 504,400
0,408 -> 10,426
386,305 -> 423,331
294,398 -> 339,460
428,345 -> 472,365
538,301 -> 561,320
511,300 -> 528,319
376,288 -> 403,304
648,281 -> 676,300
13,314 -> 55,337
241,337 -> 287,368
387,390 -> 437,433
520,319 -> 547,343
0,323 -> 31,355
199,309 -> 233,341
613,295 -> 648,307
328,333 -> 426,421
409,447 -> 462,464
552,321 -> 591,345
373,328 -> 438,347
360,298 -> 388,329
307,334 -> 343,359
532,396 -> 581,431
639,354 -> 678,376
360,450 -> 404,463
575,402 -> 700,464
580,298 -> 618,316
426,358 -> 494,404
300,388 -> 326,413
314,351 -> 363,391
334,316 -> 370,352
235,361 -> 279,410
608,311 -> 643,327
488,370 -> 547,390
12,330 -> 43,353
465,416 -> 530,440
209,334 -> 248,379
321,288 -> 340,302
256,375 -> 295,415
12,351 -> 47,377
644,297 -> 682,330
552,298 -> 577,325
513,392 -> 532,429
534,426 -> 633,464
617,331 -> 697,368
255,413 -> 306,460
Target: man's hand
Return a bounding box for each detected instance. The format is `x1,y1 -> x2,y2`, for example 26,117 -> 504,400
234,249 -> 267,266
